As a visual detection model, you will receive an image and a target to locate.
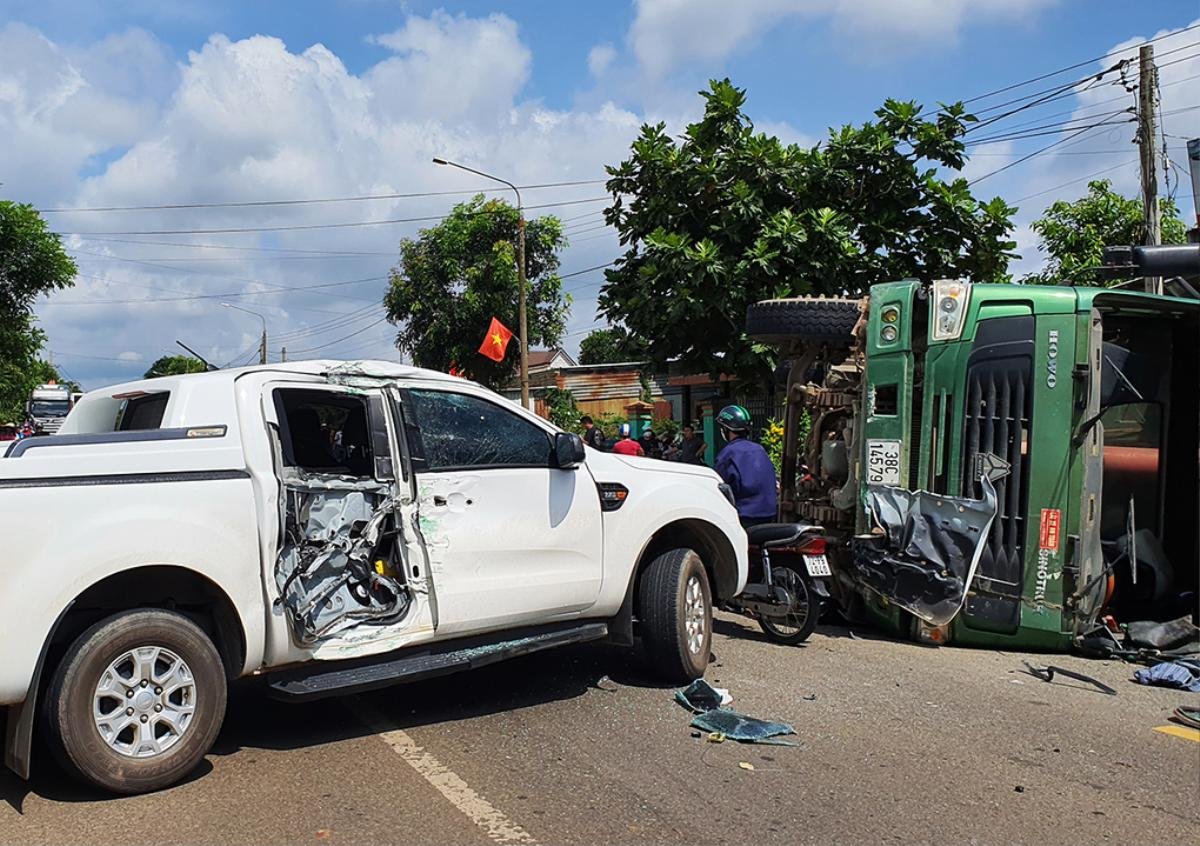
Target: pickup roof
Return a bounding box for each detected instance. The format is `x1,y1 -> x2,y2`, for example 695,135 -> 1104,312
0,360 -> 746,794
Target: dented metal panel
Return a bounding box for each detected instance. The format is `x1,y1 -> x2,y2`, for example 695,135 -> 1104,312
275,471 -> 412,646
853,477 -> 998,626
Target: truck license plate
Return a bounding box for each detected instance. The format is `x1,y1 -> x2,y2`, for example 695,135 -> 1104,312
804,554 -> 831,577
866,439 -> 902,486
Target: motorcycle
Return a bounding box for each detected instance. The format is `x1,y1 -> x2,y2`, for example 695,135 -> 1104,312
725,522 -> 831,645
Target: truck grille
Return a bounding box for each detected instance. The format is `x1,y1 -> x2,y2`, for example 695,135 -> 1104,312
961,343 -> 1032,631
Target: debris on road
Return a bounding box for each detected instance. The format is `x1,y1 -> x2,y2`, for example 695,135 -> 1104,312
1022,661 -> 1117,695
689,708 -> 797,745
1172,705 -> 1200,729
674,679 -> 732,712
595,674 -> 620,693
1133,659 -> 1200,692
675,679 -> 797,745
738,762 -> 756,771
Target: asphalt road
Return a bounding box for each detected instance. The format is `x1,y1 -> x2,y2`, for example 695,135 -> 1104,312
3,613 -> 1197,845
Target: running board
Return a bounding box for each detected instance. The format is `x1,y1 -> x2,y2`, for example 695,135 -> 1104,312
267,622 -> 609,701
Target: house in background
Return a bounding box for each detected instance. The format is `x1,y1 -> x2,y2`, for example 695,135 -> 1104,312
504,348 -> 733,427
526,348 -> 577,373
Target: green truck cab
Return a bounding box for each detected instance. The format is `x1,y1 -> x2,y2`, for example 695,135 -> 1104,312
751,271 -> 1198,650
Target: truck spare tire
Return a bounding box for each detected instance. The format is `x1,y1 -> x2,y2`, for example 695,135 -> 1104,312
745,297 -> 863,346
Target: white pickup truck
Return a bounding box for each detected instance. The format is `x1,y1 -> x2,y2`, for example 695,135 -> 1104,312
0,361 -> 746,794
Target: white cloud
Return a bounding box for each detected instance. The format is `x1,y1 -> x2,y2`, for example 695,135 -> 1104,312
116,350 -> 143,362
587,42 -> 616,78
628,0 -> 1056,78
367,11 -> 531,123
7,14 -> 650,387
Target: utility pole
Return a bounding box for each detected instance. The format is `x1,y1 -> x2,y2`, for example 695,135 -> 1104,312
1187,138 -> 1200,243
433,158 -> 530,408
281,346 -> 287,363
1137,44 -> 1162,294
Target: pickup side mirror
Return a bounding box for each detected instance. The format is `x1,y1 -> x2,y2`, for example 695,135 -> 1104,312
551,432 -> 585,469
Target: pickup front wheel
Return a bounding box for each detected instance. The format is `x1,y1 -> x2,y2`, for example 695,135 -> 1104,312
44,609 -> 227,794
638,548 -> 712,682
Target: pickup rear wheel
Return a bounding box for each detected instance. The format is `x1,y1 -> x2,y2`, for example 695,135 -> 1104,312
638,548 -> 712,682
44,609 -> 227,795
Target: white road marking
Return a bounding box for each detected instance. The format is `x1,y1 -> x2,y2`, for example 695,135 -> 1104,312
348,698 -> 536,845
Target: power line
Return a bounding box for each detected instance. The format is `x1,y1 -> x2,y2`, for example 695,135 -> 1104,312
53,196 -> 609,236
39,179 -> 607,213
965,113 -> 1135,146
1011,158 -> 1138,204
286,317 -> 391,354
969,120 -> 1125,186
40,273 -> 388,306
960,23 -> 1200,105
74,237 -> 398,256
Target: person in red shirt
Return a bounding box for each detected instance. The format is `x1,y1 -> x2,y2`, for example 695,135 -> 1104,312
611,423 -> 644,456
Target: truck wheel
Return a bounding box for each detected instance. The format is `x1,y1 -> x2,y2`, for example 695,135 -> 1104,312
44,609 -> 227,795
745,297 -> 863,346
638,548 -> 712,682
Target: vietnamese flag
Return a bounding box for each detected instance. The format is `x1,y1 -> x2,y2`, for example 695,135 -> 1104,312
478,317 -> 513,363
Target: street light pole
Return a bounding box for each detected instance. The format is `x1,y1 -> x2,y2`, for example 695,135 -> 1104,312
222,302 -> 268,365
433,157 -> 529,408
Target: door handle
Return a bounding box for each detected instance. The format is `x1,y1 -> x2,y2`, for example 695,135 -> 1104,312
433,495 -> 448,507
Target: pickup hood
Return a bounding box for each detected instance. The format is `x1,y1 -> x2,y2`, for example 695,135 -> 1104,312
588,449 -> 721,481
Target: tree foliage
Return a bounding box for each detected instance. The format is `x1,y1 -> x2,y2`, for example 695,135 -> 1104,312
578,326 -> 638,365
144,355 -> 207,379
542,386 -> 581,432
599,79 -> 1016,378
0,201 -> 76,421
384,195 -> 568,390
1023,179 -> 1188,286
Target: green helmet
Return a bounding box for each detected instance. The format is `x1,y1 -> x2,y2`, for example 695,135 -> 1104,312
716,404 -> 752,435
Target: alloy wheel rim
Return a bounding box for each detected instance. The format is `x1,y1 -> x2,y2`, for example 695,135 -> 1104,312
684,574 -> 707,654
93,645 -> 197,758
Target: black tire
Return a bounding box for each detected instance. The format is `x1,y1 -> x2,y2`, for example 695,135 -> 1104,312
745,297 -> 862,346
757,563 -> 819,645
638,548 -> 712,682
44,609 -> 227,795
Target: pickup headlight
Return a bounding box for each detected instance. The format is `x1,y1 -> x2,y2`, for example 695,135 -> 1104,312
931,279 -> 971,341
717,482 -> 736,507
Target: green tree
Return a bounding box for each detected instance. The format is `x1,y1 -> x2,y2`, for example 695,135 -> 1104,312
542,386 -> 581,431
143,355 -> 207,379
1024,179 -> 1188,286
0,201 -> 77,421
578,326 -> 639,365
599,79 -> 1016,378
384,195 -> 569,390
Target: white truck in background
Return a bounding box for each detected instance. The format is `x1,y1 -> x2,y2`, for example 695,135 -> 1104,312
0,360 -> 747,794
25,382 -> 72,434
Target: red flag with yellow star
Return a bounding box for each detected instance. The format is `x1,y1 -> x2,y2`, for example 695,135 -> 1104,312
478,317 -> 513,363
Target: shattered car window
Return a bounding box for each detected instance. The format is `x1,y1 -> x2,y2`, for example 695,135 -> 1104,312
405,390 -> 551,470
275,388 -> 375,477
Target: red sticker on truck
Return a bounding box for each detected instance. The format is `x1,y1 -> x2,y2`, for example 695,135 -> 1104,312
1039,508 -> 1061,552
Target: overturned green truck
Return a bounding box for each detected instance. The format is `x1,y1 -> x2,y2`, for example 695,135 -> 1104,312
749,247 -> 1199,651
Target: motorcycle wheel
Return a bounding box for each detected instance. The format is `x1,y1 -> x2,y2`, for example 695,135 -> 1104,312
758,563 -> 818,645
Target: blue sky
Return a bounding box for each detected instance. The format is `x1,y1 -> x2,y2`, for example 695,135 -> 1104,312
2,1 -> 1198,389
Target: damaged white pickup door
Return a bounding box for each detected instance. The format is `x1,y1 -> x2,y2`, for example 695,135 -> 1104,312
0,361 -> 746,794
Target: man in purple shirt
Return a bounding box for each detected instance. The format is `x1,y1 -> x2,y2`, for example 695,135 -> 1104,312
713,405 -> 778,527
